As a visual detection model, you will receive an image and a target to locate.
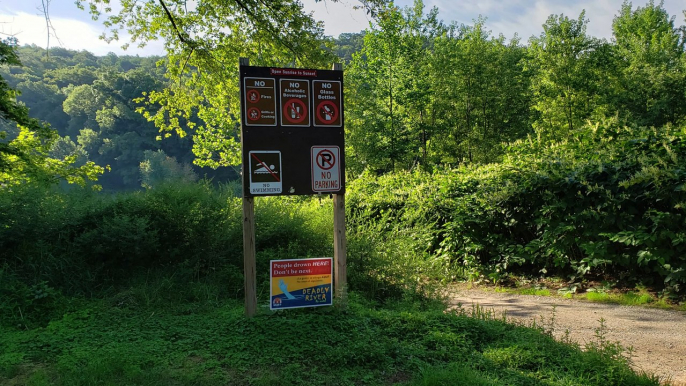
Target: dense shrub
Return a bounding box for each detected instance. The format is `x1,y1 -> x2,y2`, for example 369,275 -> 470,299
0,182 -> 236,293
347,119 -> 686,293
0,182 -> 335,299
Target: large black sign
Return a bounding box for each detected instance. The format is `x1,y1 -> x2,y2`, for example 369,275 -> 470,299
240,65 -> 345,197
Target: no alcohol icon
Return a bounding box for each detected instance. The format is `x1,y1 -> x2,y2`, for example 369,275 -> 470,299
283,98 -> 308,124
280,79 -> 310,126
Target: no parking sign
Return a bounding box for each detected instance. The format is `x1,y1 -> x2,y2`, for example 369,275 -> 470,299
311,146 -> 340,192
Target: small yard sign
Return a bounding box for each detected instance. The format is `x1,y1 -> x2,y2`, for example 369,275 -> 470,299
270,258 -> 333,310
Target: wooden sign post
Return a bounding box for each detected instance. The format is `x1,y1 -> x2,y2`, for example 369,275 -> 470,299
241,57 -> 258,317
331,63 -> 346,301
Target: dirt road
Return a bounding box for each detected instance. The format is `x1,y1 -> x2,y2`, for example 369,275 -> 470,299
449,288 -> 686,385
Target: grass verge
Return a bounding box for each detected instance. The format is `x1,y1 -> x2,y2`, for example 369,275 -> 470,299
483,280 -> 685,311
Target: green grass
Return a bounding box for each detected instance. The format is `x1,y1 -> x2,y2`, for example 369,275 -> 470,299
584,291 -> 651,305
491,282 -> 686,311
580,289 -> 682,309
0,291 -> 661,386
495,286 -> 552,297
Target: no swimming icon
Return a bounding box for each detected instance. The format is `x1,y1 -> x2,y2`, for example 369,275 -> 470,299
249,151 -> 282,194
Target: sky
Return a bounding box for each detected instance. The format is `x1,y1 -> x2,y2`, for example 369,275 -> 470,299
0,0 -> 684,57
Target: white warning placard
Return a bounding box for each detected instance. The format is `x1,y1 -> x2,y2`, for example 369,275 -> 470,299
311,146 -> 340,192
249,151 -> 282,195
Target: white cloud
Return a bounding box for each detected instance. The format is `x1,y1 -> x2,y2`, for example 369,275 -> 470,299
0,0 -> 683,57
394,0 -> 685,41
303,0 -> 373,36
0,11 -> 165,56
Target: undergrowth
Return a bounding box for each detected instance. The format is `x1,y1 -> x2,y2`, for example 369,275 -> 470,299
0,180 -> 446,328
1,117 -> 682,384
0,293 -> 661,386
347,118 -> 686,297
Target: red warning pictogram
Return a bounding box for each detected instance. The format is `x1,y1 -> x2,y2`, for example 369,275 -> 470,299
316,149 -> 336,170
243,77 -> 276,126
247,107 -> 261,121
249,150 -> 282,195
283,98 -> 308,124
247,89 -> 260,103
316,101 -> 339,125
251,153 -> 280,182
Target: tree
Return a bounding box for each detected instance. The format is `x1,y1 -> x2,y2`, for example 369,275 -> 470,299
0,38 -> 104,187
611,0 -> 686,126
76,0 -> 384,169
430,19 -> 531,165
332,32 -> 366,63
346,0 -> 444,173
61,66 -> 171,189
347,4 -> 533,171
527,11 -> 607,141
139,149 -> 198,189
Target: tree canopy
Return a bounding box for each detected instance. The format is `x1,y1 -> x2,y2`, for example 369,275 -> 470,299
75,0 -> 384,168
4,0 -> 685,185
0,39 -> 104,187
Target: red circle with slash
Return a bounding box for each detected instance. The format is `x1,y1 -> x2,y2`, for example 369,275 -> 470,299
247,89 -> 260,103
283,98 -> 308,124
316,149 -> 336,170
316,101 -> 339,124
247,107 -> 261,121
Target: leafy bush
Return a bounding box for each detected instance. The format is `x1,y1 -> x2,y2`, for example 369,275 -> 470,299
345,169 -> 453,301
0,181 -> 242,292
347,118 -> 686,294
0,181 -> 346,324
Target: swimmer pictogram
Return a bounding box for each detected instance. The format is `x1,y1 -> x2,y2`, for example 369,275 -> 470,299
249,151 -> 282,194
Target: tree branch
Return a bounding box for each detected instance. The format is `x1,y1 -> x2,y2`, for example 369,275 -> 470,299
232,0 -> 299,58
158,0 -> 192,46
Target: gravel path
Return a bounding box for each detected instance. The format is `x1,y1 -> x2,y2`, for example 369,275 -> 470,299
449,288 -> 686,385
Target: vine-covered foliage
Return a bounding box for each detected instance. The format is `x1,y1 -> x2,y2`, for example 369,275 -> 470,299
347,118 -> 686,293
